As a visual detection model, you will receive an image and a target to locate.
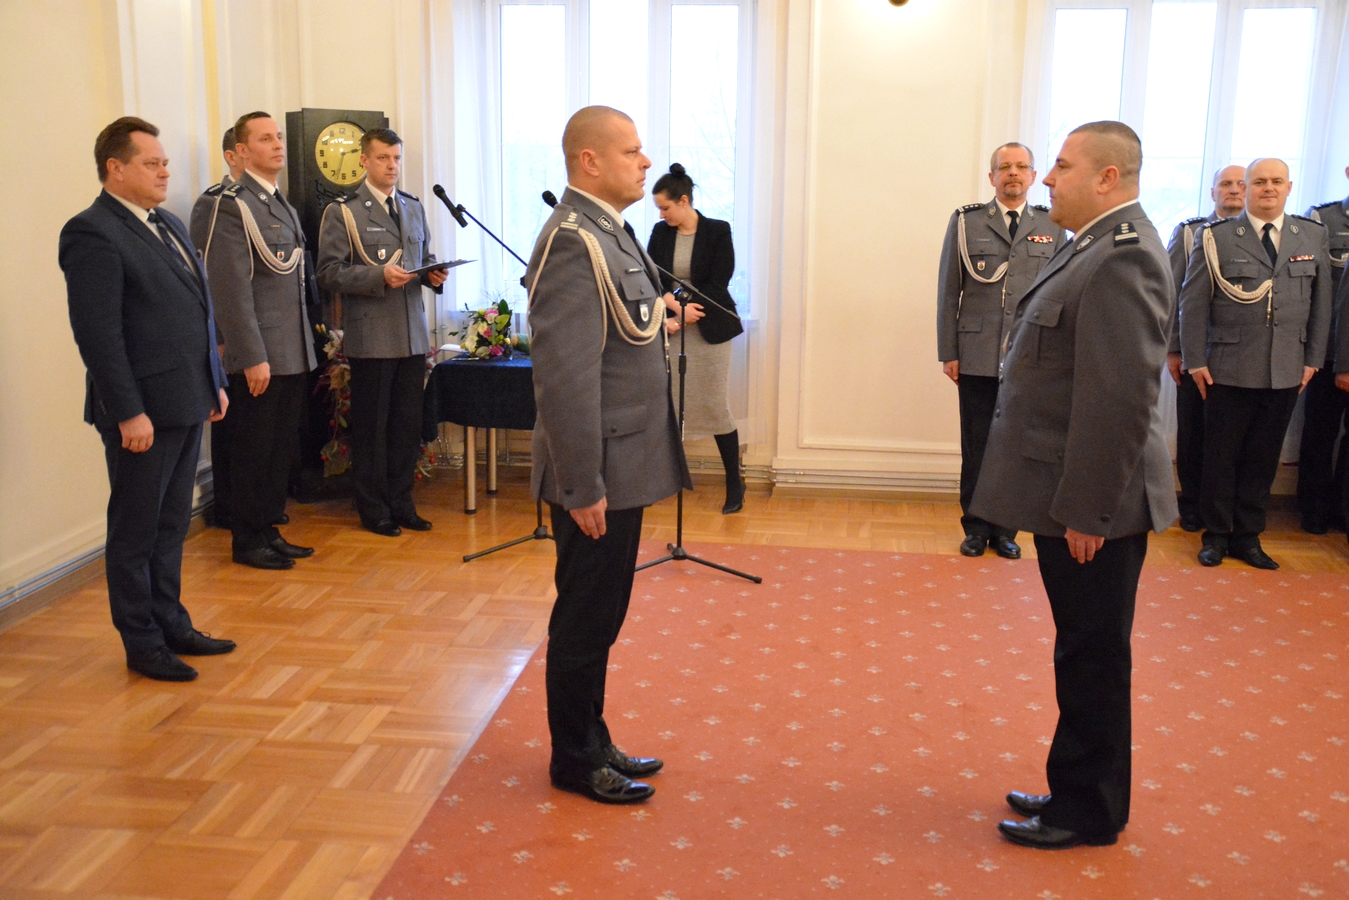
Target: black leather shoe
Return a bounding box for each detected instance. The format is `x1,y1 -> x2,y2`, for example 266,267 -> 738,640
166,629 -> 237,656
269,537 -> 314,559
1197,545 -> 1224,567
1179,512 -> 1203,533
604,745 -> 664,778
274,513 -> 290,526
551,766 -> 654,804
1006,791 -> 1050,817
991,536 -> 1021,560
1234,544 -> 1279,570
959,535 -> 987,557
127,647 -> 198,682
998,816 -> 1116,849
364,519 -> 402,537
233,547 -> 295,570
393,513 -> 433,532
1300,515 -> 1328,535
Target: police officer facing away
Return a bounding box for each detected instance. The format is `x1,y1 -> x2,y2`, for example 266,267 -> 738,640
937,142 -> 1064,560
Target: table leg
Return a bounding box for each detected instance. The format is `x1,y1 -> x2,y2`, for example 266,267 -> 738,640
464,426 -> 477,515
487,428 -> 498,495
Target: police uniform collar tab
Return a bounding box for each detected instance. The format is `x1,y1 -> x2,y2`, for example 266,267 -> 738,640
566,185 -> 625,230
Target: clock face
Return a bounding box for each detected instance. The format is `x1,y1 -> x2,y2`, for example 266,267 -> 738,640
315,121 -> 366,186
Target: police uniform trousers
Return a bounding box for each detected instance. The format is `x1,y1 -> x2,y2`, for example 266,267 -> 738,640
545,502 -> 645,779
958,374 -> 1015,540
1296,367 -> 1348,527
348,355 -> 426,526
1200,384 -> 1300,546
1033,531 -> 1148,839
1175,375 -> 1206,520
99,420 -> 202,654
228,372 -> 306,553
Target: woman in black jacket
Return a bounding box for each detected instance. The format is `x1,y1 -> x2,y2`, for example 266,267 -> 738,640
647,163 -> 746,514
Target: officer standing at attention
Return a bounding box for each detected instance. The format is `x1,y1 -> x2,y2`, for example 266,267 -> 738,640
1180,158 -> 1333,569
1165,166 -> 1247,533
1296,164 -> 1349,533
204,111 -> 319,570
937,142 -> 1063,560
525,106 -> 690,804
190,127 -> 245,531
316,127 -> 447,536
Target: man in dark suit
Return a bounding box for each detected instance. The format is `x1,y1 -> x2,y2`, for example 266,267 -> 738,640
204,112 -> 318,570
937,142 -> 1064,559
59,116 -> 237,682
1180,158 -> 1332,569
190,127 -> 244,531
525,106 -> 691,804
972,121 -> 1177,849
1165,166 -> 1247,532
316,127 -> 447,536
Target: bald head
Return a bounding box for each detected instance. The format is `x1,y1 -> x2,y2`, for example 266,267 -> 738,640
1068,120 -> 1142,187
563,106 -> 633,179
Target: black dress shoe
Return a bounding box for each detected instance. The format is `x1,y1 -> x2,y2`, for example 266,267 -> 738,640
269,537 -> 314,559
1197,544 -> 1225,567
364,519 -> 402,537
126,647 -> 198,682
998,816 -> 1116,849
1179,512 -> 1203,533
166,629 -> 237,656
991,536 -> 1021,560
722,478 -> 745,515
604,745 -> 664,778
1234,544 -> 1279,570
959,535 -> 988,557
393,513 -> 433,532
1006,791 -> 1050,817
274,513 -> 290,526
551,766 -> 654,804
233,547 -> 295,570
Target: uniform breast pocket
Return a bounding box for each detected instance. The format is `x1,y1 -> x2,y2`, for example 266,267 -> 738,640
1020,297 -> 1069,368
1287,260 -> 1316,298
619,271 -> 658,310
969,253 -> 1002,275
1222,261 -> 1262,291
1025,241 -> 1053,259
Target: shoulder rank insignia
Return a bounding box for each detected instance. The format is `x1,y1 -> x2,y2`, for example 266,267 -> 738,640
1312,200 -> 1339,210
1289,212 -> 1319,224
957,202 -> 984,213
1114,222 -> 1140,245
1030,204 -> 1050,212
397,189 -> 420,201
1289,254 -> 1315,262
205,183 -> 224,196
597,214 -> 614,233
566,211 -> 578,223
221,182 -> 243,198
1180,215 -> 1206,226
1025,234 -> 1054,243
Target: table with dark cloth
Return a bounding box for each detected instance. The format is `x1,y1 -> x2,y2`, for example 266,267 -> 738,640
422,354 -> 535,512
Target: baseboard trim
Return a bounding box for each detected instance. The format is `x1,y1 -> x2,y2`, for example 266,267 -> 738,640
0,547 -> 105,631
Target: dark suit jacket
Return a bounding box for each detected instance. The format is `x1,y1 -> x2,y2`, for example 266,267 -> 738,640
971,202 -> 1178,538
647,213 -> 743,344
59,191 -> 227,430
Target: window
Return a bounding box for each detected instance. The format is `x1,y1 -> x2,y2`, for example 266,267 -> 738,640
1027,0 -> 1342,239
463,0 -> 754,315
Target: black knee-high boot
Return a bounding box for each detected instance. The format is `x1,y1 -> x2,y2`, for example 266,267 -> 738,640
715,430 -> 744,514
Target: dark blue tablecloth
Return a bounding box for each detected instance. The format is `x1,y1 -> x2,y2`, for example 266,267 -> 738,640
422,354 -> 536,441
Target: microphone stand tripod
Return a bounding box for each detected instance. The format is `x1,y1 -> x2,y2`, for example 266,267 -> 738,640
635,288 -> 760,584
431,185 -> 553,563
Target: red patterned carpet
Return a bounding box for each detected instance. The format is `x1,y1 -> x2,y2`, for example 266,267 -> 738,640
375,545 -> 1348,899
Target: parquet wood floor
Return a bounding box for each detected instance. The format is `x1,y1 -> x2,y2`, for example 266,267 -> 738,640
1,465 -> 1345,899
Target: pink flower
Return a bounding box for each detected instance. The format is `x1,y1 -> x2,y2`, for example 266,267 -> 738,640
489,345 -> 504,357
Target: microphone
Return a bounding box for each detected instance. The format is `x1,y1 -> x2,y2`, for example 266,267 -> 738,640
542,190 -> 558,208
432,184 -> 469,228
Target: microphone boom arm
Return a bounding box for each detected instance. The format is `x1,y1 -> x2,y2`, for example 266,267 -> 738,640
434,185 -> 528,269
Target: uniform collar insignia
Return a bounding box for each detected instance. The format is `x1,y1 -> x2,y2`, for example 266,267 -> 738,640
1074,234 -> 1095,252
1236,226 -> 1246,235
1290,224 -> 1299,234
597,214 -> 615,233
259,192 -> 269,201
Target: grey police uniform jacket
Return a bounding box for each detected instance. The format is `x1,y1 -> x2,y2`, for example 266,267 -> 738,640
315,181 -> 441,359
188,174 -> 233,255
970,202 -> 1178,539
936,200 -> 1063,377
524,188 -> 691,512
203,170 -> 318,376
1164,213 -> 1217,355
1178,212 -> 1332,390
1309,196 -> 1349,368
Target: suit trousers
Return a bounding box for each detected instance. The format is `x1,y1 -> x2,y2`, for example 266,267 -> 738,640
208,411 -> 235,527
1200,384 -> 1299,545
348,355 -> 425,524
99,421 -> 201,653
228,372 -> 305,552
1034,531 -> 1148,838
958,374 -> 1014,539
1175,375 -> 1205,519
545,502 -> 644,779
1296,367 -> 1347,525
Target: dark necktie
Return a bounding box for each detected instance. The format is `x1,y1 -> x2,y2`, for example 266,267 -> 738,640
1007,210 -> 1019,240
147,210 -> 192,273
623,220 -> 637,243
386,196 -> 401,230
1261,223 -> 1278,266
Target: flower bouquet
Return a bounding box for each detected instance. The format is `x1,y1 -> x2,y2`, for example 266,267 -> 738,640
453,299 -> 530,359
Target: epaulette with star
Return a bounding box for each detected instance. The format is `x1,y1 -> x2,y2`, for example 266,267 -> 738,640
397,189 -> 420,201
221,182 -> 243,198
1289,212 -> 1322,224
204,182 -> 225,196
1179,215 -> 1206,226
1311,200 -> 1341,211
1031,203 -> 1049,212
956,202 -> 985,213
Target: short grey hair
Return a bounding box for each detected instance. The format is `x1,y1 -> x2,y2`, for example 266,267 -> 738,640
989,142 -> 1035,172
